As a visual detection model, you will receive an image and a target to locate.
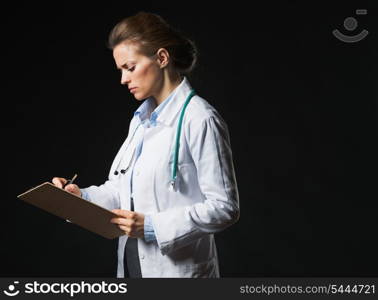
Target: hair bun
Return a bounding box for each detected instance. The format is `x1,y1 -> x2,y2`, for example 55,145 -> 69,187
169,34 -> 198,75
108,12 -> 198,76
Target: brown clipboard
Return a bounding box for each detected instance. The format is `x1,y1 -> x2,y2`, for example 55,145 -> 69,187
17,182 -> 124,239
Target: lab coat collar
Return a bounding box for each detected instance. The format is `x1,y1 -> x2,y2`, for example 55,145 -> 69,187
155,76 -> 194,127
133,76 -> 192,127
133,97 -> 155,122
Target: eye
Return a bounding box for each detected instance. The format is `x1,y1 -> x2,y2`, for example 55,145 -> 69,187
127,66 -> 135,72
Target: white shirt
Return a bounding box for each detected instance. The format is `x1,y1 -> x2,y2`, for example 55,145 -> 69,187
81,77 -> 240,277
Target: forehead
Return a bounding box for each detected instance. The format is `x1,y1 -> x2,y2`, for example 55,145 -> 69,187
113,42 -> 143,65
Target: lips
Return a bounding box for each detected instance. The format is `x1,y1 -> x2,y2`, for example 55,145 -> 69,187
129,87 -> 137,93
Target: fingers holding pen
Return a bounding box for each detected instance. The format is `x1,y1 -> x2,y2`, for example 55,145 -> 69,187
52,176 -> 81,197
65,184 -> 81,195
52,177 -> 67,189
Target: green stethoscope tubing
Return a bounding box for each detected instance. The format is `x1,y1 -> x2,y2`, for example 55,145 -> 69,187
170,89 -> 196,187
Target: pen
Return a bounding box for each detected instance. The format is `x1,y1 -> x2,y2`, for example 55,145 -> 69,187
63,174 -> 78,189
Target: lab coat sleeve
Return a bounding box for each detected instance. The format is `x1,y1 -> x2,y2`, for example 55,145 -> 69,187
144,215 -> 157,242
150,115 -> 240,255
80,177 -> 121,210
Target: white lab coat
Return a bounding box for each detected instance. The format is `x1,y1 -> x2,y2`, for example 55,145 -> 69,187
81,77 -> 240,277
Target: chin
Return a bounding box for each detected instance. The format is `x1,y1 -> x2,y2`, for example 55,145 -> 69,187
134,92 -> 151,101
133,93 -> 144,101
133,96 -> 144,101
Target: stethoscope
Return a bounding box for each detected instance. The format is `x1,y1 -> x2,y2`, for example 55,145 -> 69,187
113,89 -> 196,189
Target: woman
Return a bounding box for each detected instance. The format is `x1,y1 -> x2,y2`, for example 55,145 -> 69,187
53,11 -> 240,278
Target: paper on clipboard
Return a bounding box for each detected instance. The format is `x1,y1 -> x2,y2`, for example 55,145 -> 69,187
17,182 -> 124,239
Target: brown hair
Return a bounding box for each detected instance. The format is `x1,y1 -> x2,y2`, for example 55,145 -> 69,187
108,12 -> 198,76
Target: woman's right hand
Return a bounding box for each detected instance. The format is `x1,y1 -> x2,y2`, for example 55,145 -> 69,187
52,177 -> 81,197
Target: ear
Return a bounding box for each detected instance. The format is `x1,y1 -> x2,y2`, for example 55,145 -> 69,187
156,48 -> 170,69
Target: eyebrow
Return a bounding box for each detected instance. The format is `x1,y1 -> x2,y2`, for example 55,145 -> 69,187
117,61 -> 135,70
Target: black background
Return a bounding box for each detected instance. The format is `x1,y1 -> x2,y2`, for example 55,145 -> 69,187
1,1 -> 377,277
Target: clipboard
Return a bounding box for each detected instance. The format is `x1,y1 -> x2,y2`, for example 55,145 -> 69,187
17,182 -> 125,239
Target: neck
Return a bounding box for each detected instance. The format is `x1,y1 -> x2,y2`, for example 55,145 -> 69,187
153,71 -> 183,106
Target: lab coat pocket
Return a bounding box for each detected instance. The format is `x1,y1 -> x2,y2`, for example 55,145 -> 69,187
183,257 -> 217,278
171,253 -> 217,278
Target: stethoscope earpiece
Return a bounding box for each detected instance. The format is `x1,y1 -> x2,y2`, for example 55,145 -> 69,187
113,169 -> 126,176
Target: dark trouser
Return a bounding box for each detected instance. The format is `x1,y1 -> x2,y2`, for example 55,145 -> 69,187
123,197 -> 142,278
124,238 -> 142,277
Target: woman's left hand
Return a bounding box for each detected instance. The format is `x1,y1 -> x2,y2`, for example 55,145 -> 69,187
110,209 -> 145,238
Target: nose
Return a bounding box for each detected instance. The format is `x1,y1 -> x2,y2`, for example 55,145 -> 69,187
120,70 -> 131,85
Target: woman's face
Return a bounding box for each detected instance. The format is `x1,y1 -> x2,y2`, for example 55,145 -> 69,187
113,42 -> 162,101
